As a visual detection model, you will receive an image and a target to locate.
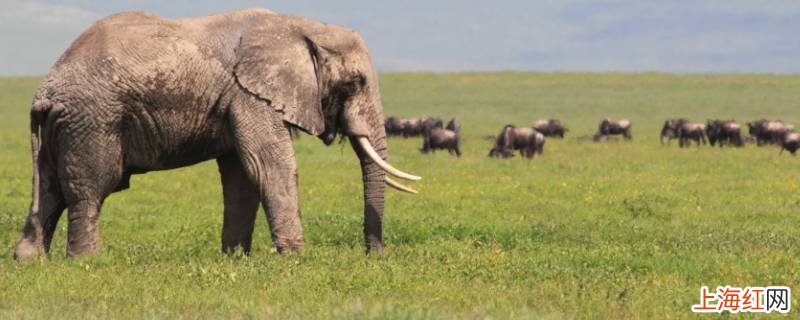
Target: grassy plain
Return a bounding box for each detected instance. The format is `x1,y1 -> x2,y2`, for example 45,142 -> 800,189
1,73 -> 799,319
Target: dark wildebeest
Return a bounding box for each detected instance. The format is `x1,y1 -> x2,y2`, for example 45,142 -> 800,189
384,116 -> 443,138
747,119 -> 795,146
660,118 -> 685,145
594,118 -> 631,141
706,119 -> 743,147
532,118 -> 567,138
669,119 -> 706,148
489,125 -> 545,159
780,131 -> 800,155
421,118 -> 461,157
384,116 -> 407,137
403,117 -> 442,138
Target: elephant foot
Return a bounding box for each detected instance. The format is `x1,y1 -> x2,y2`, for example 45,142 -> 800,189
67,242 -> 100,258
366,242 -> 384,255
66,226 -> 101,258
14,239 -> 44,260
275,238 -> 304,254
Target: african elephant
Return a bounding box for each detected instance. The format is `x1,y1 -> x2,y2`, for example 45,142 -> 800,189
14,9 -> 421,260
532,118 -> 567,138
747,119 -> 794,146
706,119 -> 743,147
594,118 -> 631,141
489,125 -> 545,159
420,118 -> 461,157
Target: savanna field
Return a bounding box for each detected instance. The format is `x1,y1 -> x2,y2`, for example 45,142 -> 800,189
1,73 -> 799,319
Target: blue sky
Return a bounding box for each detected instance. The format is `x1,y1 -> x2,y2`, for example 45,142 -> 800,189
1,0 -> 799,75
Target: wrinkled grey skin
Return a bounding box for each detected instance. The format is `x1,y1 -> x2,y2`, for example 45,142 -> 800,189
594,118 -> 631,141
780,132 -> 800,155
532,118 -> 567,138
420,118 -> 461,157
489,125 -> 544,159
706,119 -> 743,147
14,9 -> 398,259
747,119 -> 794,146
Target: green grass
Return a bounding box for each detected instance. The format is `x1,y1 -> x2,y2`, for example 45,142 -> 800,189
1,73 -> 800,319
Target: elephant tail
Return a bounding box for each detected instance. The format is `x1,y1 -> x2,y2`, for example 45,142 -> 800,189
29,99 -> 51,217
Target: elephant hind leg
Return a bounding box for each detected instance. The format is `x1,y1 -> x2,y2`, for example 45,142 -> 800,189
57,139 -> 123,258
14,158 -> 66,260
217,154 -> 259,254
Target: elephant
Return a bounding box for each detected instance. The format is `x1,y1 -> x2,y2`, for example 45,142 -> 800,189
594,118 -> 631,141
780,132 -> 800,155
747,119 -> 794,146
420,118 -> 461,157
289,126 -> 302,140
532,118 -> 567,138
706,119 -> 743,147
661,118 -> 705,148
488,125 -> 545,159
13,9 -> 421,260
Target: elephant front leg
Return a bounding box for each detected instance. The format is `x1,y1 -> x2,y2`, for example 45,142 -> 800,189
66,199 -> 102,257
229,102 -> 304,254
217,154 -> 259,254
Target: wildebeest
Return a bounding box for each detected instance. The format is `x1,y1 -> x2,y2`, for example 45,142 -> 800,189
421,118 -> 461,157
706,119 -> 743,147
489,125 -> 545,159
594,118 -> 632,141
661,118 -> 705,147
660,118 -> 684,145
747,119 -> 795,146
405,117 -> 442,138
677,122 -> 706,148
384,116 -> 443,138
384,116 -> 406,137
532,118 -> 568,138
780,131 -> 800,155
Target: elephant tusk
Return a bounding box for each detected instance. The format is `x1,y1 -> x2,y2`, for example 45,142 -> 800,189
357,137 -> 421,181
385,177 -> 418,194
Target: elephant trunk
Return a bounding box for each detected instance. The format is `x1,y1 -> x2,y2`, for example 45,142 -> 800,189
350,133 -> 387,253
343,62 -> 419,253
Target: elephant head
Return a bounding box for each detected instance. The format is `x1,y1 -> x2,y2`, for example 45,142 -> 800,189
233,16 -> 419,252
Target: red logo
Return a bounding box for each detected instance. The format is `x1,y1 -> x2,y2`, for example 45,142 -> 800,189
692,286 -> 790,313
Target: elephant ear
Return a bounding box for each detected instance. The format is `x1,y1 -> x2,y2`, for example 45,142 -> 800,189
234,25 -> 324,135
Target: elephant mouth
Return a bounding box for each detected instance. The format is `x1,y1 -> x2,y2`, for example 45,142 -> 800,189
320,130 -> 337,145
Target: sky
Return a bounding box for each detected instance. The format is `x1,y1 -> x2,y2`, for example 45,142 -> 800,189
1,0 -> 800,75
